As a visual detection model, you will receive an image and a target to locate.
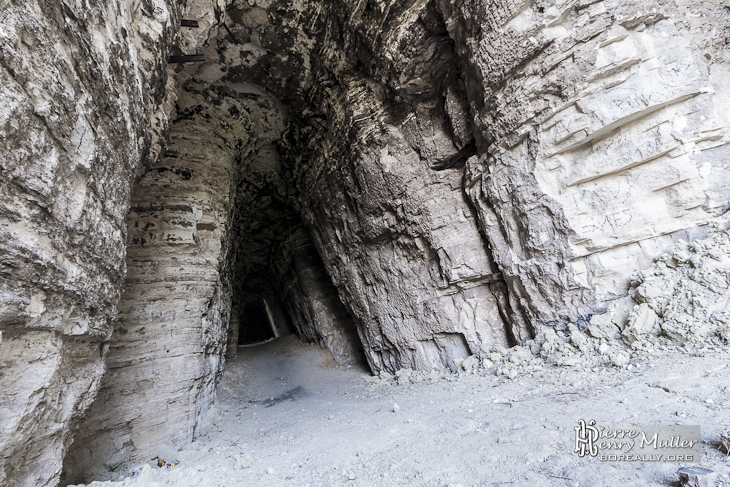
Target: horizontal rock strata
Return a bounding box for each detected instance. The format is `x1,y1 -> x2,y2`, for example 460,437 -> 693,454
1,0 -> 728,485
442,0 -> 730,327
62,80 -> 287,482
0,0 -> 181,484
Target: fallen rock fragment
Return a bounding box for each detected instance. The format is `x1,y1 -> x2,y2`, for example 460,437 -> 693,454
677,466 -> 717,487
720,432 -> 730,456
233,453 -> 253,470
461,355 -> 479,373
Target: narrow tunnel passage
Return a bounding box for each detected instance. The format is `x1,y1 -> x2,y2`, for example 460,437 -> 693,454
237,300 -> 276,345
225,153 -> 367,367
62,130 -> 369,485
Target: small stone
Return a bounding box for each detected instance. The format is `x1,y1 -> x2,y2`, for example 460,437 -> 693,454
348,473 -> 356,480
558,356 -> 579,367
508,347 -> 533,365
568,325 -> 589,353
587,313 -> 620,340
609,351 -> 630,368
393,403 -> 400,413
395,368 -> 412,385
233,453 -> 253,470
461,355 -> 479,373
677,466 -> 717,487
622,303 -> 659,344
493,345 -> 508,356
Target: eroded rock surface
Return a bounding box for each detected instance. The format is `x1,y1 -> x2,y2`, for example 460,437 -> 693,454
147,0 -> 521,377
0,0 -> 182,485
443,0 -> 730,327
61,89 -> 276,482
1,0 -> 729,485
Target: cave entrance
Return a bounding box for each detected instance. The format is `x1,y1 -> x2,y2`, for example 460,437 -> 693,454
226,172 -> 366,367
63,74 -> 371,485
238,299 -> 278,345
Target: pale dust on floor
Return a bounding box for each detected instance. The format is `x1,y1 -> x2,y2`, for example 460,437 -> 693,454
74,335 -> 730,487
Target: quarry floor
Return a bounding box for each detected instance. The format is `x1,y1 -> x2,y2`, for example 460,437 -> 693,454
73,335 -> 730,487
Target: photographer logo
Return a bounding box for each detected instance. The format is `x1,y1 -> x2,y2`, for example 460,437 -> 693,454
573,421 -> 700,462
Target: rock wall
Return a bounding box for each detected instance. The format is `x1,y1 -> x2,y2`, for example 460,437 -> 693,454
247,0 -> 526,372
171,0 -> 523,374
205,0 -> 730,374
273,227 -> 364,366
0,0 -> 182,485
174,0 -> 730,376
439,0 -> 730,328
61,78 -> 287,482
2,0 -> 729,484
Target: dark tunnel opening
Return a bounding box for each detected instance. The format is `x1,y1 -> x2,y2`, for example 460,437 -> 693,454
238,300 -> 276,345
226,162 -> 367,366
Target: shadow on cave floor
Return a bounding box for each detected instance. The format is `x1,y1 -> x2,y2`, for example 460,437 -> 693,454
218,335 -> 371,408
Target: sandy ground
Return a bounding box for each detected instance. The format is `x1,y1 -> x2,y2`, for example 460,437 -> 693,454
73,335 -> 730,487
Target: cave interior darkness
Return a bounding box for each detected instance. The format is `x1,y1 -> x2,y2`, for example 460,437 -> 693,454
237,299 -> 277,345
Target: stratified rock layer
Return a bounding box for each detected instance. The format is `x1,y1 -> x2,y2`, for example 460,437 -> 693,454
245,0 -> 523,371
442,0 -> 730,328
61,78 -> 288,482
0,0 -> 181,485
1,0 -> 729,485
